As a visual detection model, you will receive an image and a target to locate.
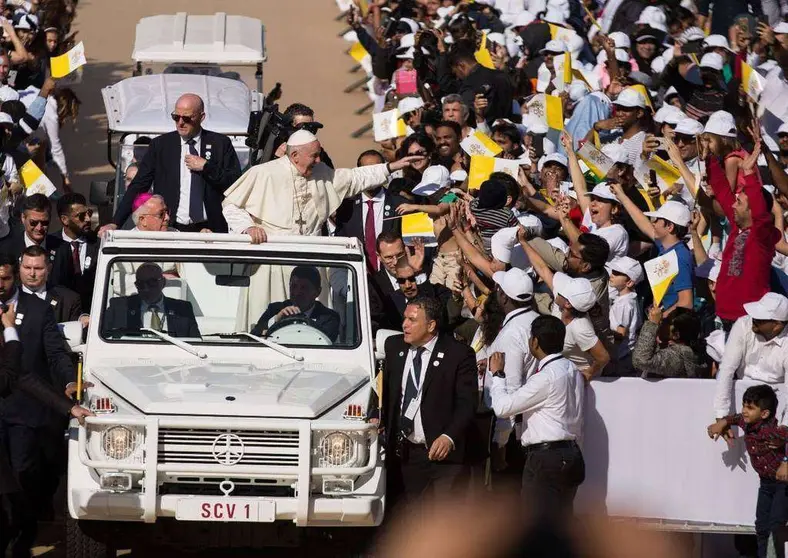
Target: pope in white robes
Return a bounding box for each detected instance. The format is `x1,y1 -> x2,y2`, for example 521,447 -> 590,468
222,130 -> 423,328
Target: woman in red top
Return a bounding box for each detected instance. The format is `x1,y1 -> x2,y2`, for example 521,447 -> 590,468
708,142 -> 781,327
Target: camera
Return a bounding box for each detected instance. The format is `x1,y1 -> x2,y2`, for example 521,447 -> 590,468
246,83 -> 324,166
478,84 -> 493,99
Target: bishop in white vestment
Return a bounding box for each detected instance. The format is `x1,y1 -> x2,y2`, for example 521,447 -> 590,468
222,130 -> 422,327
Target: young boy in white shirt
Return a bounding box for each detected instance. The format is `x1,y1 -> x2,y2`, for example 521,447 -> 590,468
607,256 -> 644,376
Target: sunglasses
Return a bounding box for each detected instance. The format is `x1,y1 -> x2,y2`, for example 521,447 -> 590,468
396,275 -> 418,284
74,209 -> 93,221
171,113 -> 198,124
135,278 -> 162,288
674,134 -> 694,144
28,219 -> 49,228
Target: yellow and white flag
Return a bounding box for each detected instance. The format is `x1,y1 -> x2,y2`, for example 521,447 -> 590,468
475,34 -> 496,69
741,62 -> 764,101
402,212 -> 436,246
548,24 -> 578,44
468,155 -> 521,189
373,109 -> 407,142
349,41 -> 370,63
562,52 -> 572,88
645,156 -> 681,188
20,160 -> 56,197
460,130 -> 503,157
577,142 -> 613,178
545,94 -> 564,130
630,84 -> 654,111
644,250 -> 679,307
50,41 -> 86,79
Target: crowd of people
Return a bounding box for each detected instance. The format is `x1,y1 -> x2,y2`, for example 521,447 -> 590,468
3,0 -> 788,555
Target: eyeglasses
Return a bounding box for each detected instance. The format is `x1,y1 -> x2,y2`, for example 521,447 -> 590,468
396,275 -> 418,284
674,134 -> 693,144
171,113 -> 198,124
73,209 -> 93,221
141,211 -> 166,220
28,219 -> 49,228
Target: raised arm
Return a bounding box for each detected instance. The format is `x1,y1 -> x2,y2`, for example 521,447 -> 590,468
517,227 -> 555,291
609,181 -> 656,240
561,132 -> 591,214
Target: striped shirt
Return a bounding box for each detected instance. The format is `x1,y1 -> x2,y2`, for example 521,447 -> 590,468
469,198 -> 518,252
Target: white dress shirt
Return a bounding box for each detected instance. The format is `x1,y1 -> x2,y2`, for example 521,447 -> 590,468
400,335 -> 439,445
3,326 -> 18,343
24,232 -> 42,248
361,188 -> 385,241
21,285 -> 46,300
62,230 -> 87,271
177,133 -> 206,225
490,354 -> 584,446
484,308 -> 540,445
714,316 -> 788,423
141,298 -> 168,330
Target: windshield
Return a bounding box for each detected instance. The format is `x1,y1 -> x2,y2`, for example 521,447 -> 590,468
99,257 -> 361,349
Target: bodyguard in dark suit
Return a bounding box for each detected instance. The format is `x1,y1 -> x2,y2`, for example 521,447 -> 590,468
104,93 -> 242,234
0,193 -> 62,262
333,150 -> 403,272
0,304 -> 93,556
19,245 -> 82,323
251,266 -> 340,341
50,193 -> 99,312
381,296 -> 477,505
103,263 -> 200,338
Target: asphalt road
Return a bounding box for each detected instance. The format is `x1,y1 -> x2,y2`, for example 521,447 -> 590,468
32,0 -> 375,555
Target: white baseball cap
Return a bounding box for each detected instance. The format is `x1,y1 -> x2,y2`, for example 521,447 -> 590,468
537,152 -> 568,172
743,292 -> 788,322
601,142 -> 630,165
703,110 -> 737,137
607,256 -> 644,284
493,268 -> 535,302
664,86 -> 679,100
396,47 -> 416,60
585,182 -> 619,202
664,109 -> 686,127
613,88 -> 646,108
491,227 -> 518,264
778,122 -> 788,136
553,272 -> 597,312
513,10 -> 536,27
643,200 -> 692,227
399,33 -> 416,49
0,112 -> 13,126
0,85 -> 18,103
541,39 -> 568,54
704,34 -> 732,52
609,31 -> 631,50
486,32 -> 506,47
413,165 -> 450,196
674,118 -> 704,136
774,22 -> 788,34
397,96 -> 425,115
700,52 -> 724,71
654,105 -> 683,125
449,169 -> 468,183
517,213 -> 544,237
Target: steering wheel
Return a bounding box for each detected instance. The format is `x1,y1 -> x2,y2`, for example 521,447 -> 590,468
265,316 -> 332,346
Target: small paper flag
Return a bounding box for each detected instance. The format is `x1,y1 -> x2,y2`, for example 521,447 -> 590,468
50,41 -> 86,79
562,52 -> 572,88
460,130 -> 503,157
545,94 -> 564,130
468,155 -> 522,190
644,250 -> 679,307
402,212 -> 436,246
20,160 -> 56,197
741,62 -> 764,101
372,109 -> 407,142
577,142 -> 612,179
548,24 -> 578,44
475,34 -> 495,69
349,41 -> 370,63
630,84 -> 653,111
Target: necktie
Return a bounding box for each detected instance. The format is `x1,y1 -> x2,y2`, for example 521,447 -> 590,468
400,347 -> 425,437
71,241 -> 81,275
187,139 -> 206,223
150,306 -> 162,332
364,200 -> 378,271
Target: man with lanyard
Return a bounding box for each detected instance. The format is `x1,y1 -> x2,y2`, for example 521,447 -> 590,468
488,315 -> 586,517
484,268 -> 539,470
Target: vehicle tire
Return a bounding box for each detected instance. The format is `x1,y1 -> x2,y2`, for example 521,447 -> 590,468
65,516 -> 114,558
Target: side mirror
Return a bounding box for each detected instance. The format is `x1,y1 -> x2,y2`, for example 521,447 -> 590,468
374,329 -> 400,360
59,321 -> 84,350
90,180 -> 114,207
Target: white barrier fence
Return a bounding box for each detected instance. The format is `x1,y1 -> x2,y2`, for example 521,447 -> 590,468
576,377 -> 761,528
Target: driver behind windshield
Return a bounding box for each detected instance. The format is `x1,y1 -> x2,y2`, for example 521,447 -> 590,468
251,265 -> 340,341
104,262 -> 201,338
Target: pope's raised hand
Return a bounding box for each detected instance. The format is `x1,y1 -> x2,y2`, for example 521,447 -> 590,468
389,155 -> 426,172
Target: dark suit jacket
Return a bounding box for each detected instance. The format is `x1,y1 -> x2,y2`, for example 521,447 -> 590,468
112,129 -> 242,233
0,229 -> 63,262
0,339 -> 73,494
458,64 -> 514,125
103,294 -> 201,338
333,191 -> 404,272
50,233 -> 99,312
251,300 -> 340,341
381,333 -> 477,464
369,275 -> 457,333
45,285 -> 82,323
0,292 -> 76,428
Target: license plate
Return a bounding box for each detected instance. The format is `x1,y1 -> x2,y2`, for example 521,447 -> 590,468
175,498 -> 275,522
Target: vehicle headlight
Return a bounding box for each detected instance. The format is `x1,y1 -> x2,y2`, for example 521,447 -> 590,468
316,431 -> 370,468
101,426 -> 143,461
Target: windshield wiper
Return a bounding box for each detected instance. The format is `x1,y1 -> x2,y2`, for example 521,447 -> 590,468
139,327 -> 207,359
232,332 -> 304,362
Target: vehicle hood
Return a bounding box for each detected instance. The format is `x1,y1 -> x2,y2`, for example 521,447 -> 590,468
90,362 -> 369,418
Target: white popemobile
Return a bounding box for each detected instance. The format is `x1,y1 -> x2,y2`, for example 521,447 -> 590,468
64,232 -> 386,556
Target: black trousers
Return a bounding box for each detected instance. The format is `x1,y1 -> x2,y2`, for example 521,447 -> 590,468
0,422 -> 42,557
173,221 -> 209,232
522,441 -> 585,517
755,477 -> 788,558
390,442 -> 468,507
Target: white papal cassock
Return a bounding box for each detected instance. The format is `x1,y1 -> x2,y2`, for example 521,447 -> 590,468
222,156 -> 390,328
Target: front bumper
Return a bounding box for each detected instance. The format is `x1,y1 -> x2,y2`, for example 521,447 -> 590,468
69,415 -> 384,527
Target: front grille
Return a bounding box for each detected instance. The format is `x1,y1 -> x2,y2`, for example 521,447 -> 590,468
160,479 -> 295,498
157,428 -> 300,467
